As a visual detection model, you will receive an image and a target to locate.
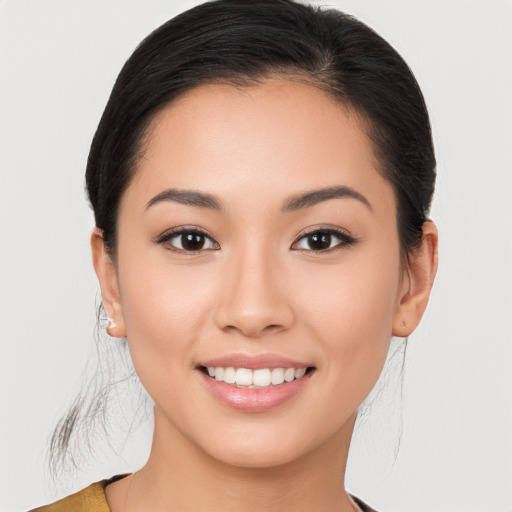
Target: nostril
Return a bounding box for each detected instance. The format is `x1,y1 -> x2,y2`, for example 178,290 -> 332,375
222,322 -> 286,338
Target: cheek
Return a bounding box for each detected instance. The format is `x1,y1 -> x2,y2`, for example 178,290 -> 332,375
116,246 -> 218,389
295,249 -> 401,400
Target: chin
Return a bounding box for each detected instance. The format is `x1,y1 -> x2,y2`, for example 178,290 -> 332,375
205,441 -> 307,470
192,419 -> 344,471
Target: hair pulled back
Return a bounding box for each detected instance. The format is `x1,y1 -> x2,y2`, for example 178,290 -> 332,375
86,0 -> 435,260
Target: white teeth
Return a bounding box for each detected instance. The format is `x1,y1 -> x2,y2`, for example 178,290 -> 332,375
271,368 -> 285,385
235,368 -> 253,386
205,366 -> 309,388
253,369 -> 271,387
294,368 -> 306,379
223,367 -> 236,384
284,368 -> 295,382
214,367 -> 224,381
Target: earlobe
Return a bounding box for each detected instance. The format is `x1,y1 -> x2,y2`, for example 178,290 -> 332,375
91,227 -> 127,338
392,221 -> 439,337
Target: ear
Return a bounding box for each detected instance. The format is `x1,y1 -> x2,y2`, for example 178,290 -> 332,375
392,221 -> 439,337
91,227 -> 127,338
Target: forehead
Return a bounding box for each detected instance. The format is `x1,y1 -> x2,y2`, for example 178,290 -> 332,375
123,78 -> 394,215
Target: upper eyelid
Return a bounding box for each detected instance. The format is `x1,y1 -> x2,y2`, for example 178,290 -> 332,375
298,226 -> 348,235
293,226 -> 352,240
155,225 -> 214,241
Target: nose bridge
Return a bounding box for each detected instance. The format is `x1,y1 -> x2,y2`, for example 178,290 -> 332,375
214,237 -> 294,337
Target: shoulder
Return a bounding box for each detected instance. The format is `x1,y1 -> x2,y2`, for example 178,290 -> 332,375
29,481 -> 110,512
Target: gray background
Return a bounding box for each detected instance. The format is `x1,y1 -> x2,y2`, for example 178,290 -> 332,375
1,1 -> 511,511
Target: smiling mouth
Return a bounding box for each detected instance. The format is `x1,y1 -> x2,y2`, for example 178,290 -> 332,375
199,366 -> 316,389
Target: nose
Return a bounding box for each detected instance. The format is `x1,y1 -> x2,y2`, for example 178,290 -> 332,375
213,247 -> 295,339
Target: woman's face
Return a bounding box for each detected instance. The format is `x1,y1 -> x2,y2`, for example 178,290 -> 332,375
108,79 -> 409,468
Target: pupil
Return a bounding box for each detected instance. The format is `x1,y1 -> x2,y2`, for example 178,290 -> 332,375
182,233 -> 205,251
308,232 -> 331,250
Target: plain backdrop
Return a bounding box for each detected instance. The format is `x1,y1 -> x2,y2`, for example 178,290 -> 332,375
1,1 -> 511,511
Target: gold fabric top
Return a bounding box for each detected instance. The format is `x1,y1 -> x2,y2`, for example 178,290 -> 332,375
30,481 -> 110,512
29,479 -> 377,512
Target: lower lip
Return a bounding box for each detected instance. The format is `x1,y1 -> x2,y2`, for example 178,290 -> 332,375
199,370 -> 312,412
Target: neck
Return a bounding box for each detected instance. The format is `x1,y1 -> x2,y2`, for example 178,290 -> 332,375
106,409 -> 358,512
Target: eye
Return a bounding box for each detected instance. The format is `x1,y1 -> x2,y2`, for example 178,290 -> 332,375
156,227 -> 219,253
292,228 -> 356,252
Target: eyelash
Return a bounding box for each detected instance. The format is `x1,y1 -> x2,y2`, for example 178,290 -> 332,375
155,226 -> 357,254
291,227 -> 357,253
155,226 -> 220,254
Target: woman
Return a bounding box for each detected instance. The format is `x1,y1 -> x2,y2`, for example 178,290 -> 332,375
31,0 -> 438,510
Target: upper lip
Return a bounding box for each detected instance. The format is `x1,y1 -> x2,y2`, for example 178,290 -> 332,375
198,353 -> 313,370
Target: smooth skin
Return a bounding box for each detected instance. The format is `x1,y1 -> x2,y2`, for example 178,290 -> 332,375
92,78 -> 438,512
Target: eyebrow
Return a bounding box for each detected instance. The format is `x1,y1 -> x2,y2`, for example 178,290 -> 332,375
145,185 -> 371,213
282,185 -> 372,212
145,188 -> 223,211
